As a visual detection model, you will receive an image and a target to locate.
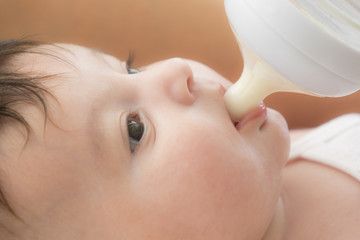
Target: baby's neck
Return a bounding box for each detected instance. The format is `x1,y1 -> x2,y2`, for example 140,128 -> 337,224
261,197 -> 286,240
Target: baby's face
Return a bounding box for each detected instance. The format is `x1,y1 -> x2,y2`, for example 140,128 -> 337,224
4,44 -> 290,239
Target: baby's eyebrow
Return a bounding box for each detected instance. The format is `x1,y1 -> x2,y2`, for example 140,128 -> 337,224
89,48 -> 108,62
89,48 -> 126,72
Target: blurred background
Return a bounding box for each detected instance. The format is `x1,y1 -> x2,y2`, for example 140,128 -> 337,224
1,0 -> 359,129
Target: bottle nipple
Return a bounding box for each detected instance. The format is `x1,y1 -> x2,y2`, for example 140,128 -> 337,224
224,53 -> 314,122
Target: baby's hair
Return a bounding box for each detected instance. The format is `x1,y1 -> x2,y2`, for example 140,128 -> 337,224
0,38 -> 52,231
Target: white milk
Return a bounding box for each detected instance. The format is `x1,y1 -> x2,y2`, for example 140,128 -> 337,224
224,37 -> 315,121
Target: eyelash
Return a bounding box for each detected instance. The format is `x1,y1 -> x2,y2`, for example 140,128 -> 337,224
126,51 -> 140,74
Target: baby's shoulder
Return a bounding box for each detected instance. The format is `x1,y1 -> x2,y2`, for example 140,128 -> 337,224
285,114 -> 360,239
283,158 -> 360,239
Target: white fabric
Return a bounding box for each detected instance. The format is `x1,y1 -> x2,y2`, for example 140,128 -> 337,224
289,113 -> 360,181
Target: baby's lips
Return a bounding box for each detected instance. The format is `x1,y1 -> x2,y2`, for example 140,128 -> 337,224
236,101 -> 267,130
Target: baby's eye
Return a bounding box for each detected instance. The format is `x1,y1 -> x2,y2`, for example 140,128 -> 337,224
126,52 -> 140,74
127,67 -> 140,74
127,114 -> 144,153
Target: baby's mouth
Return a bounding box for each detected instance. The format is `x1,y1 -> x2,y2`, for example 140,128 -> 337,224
233,120 -> 239,129
231,102 -> 267,130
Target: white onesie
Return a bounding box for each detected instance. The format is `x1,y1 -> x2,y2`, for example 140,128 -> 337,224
289,113 -> 360,181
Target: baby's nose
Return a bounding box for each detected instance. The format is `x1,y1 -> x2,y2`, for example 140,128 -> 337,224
147,58 -> 195,105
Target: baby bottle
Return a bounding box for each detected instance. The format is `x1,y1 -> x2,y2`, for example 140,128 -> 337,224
224,0 -> 360,121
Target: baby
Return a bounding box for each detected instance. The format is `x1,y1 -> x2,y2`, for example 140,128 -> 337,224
0,39 -> 359,240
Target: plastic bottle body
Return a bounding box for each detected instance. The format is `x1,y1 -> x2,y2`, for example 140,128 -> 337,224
224,0 -> 360,120
292,0 -> 360,50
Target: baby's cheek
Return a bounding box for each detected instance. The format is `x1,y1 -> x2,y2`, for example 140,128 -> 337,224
133,147 -> 242,227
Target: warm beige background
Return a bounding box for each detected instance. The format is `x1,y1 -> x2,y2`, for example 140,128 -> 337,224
1,0 -> 359,128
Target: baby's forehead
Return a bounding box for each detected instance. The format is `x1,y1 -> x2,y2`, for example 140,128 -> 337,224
39,44 -> 124,72
9,44 -> 76,76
